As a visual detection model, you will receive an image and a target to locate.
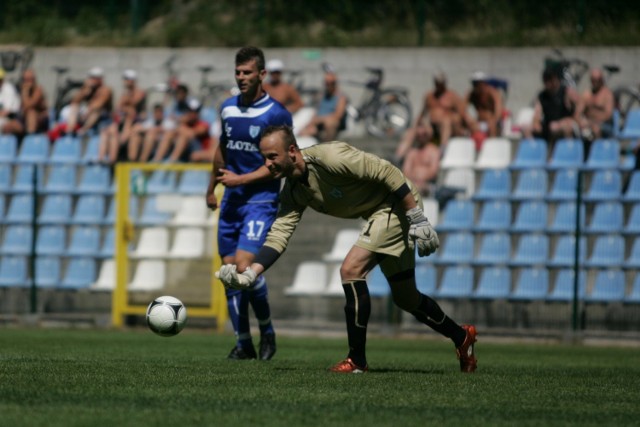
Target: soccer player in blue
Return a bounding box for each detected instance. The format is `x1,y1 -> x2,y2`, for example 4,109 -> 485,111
206,46 -> 292,360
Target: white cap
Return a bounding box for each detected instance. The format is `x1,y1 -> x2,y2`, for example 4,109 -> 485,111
88,67 -> 104,78
122,69 -> 137,80
187,97 -> 202,112
471,71 -> 488,82
266,59 -> 284,72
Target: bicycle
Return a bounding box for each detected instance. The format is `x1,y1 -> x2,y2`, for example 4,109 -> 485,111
0,46 -> 34,83
146,53 -> 180,107
196,65 -> 238,109
51,66 -> 85,121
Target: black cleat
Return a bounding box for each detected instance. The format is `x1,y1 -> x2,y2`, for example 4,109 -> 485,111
227,345 -> 257,360
259,333 -> 277,360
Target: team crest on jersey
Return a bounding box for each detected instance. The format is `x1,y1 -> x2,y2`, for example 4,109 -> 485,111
225,122 -> 233,138
249,125 -> 261,139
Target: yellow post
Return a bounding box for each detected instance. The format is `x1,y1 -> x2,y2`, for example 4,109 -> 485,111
111,163 -> 131,327
211,183 -> 228,332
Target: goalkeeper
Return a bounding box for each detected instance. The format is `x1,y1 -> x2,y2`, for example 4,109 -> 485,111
216,125 -> 477,374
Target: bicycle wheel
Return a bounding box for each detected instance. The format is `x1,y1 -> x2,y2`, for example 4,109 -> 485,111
614,86 -> 640,128
365,91 -> 412,139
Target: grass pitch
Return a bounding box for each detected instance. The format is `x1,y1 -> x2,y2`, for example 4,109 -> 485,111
1,328 -> 639,427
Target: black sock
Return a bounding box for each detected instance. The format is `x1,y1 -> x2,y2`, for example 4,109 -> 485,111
342,280 -> 371,367
411,293 -> 466,347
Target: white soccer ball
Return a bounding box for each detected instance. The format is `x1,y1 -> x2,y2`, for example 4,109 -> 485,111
146,296 -> 187,337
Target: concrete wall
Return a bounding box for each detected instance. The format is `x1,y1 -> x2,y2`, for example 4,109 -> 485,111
15,47 -> 640,118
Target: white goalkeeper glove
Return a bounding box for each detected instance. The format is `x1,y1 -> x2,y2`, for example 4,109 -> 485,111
215,264 -> 257,290
406,207 -> 439,257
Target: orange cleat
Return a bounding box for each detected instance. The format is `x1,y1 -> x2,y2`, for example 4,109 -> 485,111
456,324 -> 478,373
328,358 -> 369,374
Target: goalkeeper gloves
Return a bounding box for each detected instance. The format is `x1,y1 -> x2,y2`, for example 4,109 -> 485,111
406,207 -> 440,257
215,265 -> 257,290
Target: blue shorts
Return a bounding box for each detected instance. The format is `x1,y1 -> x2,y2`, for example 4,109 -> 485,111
218,201 -> 278,258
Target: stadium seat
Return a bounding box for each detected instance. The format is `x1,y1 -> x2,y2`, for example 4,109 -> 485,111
583,170 -> 621,202
177,170 -> 209,195
324,265 -> 344,296
547,269 -> 587,302
11,164 -> 44,193
548,235 -> 587,267
60,257 -> 96,289
584,235 -> 625,268
0,134 -> 18,163
624,273 -> 640,304
621,153 -> 635,171
437,265 -> 474,298
472,233 -> 510,266
284,261 -> 328,296
511,169 -> 548,200
623,203 -> 640,235
583,139 -> 619,170
619,108 -> 640,139
510,233 -> 548,267
474,200 -> 511,232
623,171 -> 640,203
623,237 -> 640,269
0,256 -> 28,287
41,165 -> 77,194
510,267 -> 549,301
435,199 -> 474,232
90,259 -> 115,292
323,229 -> 361,262
442,168 -> 475,198
99,229 -> 115,259
146,170 -> 177,194
585,202 -> 623,234
77,165 -> 112,194
105,196 -> 138,225
441,137 -> 475,169
510,200 -> 548,233
547,138 -> 584,170
200,107 -> 217,126
366,266 -> 391,297
423,198 -> 439,227
296,136 -> 318,149
66,226 -> 101,257
475,137 -> 511,169
170,196 -> 209,226
49,135 -> 81,164
17,134 -> 49,164
586,270 -> 625,303
433,232 -> 474,265
548,202 -> 585,234
0,164 -> 10,193
138,196 -> 172,226
1,225 -> 33,255
510,138 -> 547,170
71,195 -> 106,225
473,266 -> 511,299
37,194 -> 72,225
168,228 -> 204,258
4,194 -> 34,224
547,169 -> 579,201
81,135 -> 101,164
35,225 -> 66,256
34,256 -> 61,288
0,195 -> 5,222
415,263 -> 437,295
128,260 -> 166,292
472,169 -> 510,200
131,227 -> 170,258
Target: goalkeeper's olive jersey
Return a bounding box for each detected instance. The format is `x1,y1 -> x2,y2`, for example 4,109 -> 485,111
263,141 -> 419,254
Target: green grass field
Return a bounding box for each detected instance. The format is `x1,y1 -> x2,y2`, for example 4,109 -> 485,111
1,328 -> 639,427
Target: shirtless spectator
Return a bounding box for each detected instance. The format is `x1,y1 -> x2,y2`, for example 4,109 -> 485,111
128,103 -> 165,162
66,67 -> 113,136
0,67 -> 23,136
575,68 -> 615,140
263,59 -> 303,114
19,69 -> 48,134
299,71 -> 348,142
465,71 -> 503,140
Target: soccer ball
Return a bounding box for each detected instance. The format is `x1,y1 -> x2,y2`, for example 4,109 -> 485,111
146,296 -> 187,337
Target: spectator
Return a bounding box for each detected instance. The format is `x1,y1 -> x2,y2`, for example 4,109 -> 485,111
263,59 -> 303,114
575,68 -> 615,140
128,103 -> 166,162
0,67 -> 23,136
19,69 -> 48,135
65,67 -> 113,136
464,71 -> 503,144
527,68 -> 579,144
299,71 -> 348,142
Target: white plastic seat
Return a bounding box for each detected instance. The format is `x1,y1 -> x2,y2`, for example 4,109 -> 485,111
476,137 -> 511,169
322,229 -> 361,262
292,107 -> 316,135
441,137 -> 475,169
324,265 -> 344,296
295,136 -> 318,149
170,196 -> 209,226
443,168 -> 475,198
90,259 -> 115,291
284,261 -> 328,296
128,260 -> 166,291
131,227 -> 169,258
422,198 -> 439,227
168,228 -> 204,258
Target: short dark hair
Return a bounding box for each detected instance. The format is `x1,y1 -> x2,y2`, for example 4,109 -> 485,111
235,46 -> 265,71
542,67 -> 560,82
261,125 -> 297,149
152,103 -> 164,110
176,83 -> 189,94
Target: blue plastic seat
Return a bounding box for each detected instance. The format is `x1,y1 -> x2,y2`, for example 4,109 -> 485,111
37,195 -> 72,225
0,134 -> 18,163
548,235 -> 587,267
547,169 -> 579,201
547,269 -> 587,302
625,273 -> 640,304
510,268 -> 549,301
437,266 -> 474,298
511,169 -> 547,200
623,203 -> 640,235
66,226 -> 101,257
0,256 -> 28,287
366,266 -> 391,297
60,257 -> 96,289
472,233 -> 510,266
35,256 -> 61,288
0,195 -> 5,223
510,138 -> 547,170
510,234 -> 548,267
35,225 -> 66,256
473,267 -> 511,299
17,133 -> 49,164
584,235 -> 625,268
0,164 -> 11,193
146,170 -> 178,194
1,225 -> 33,255
510,200 -> 548,233
49,135 -> 81,164
4,194 -> 35,224
623,237 -> 640,269
623,171 -> 640,203
82,135 -> 101,164
585,202 -> 623,234
415,264 -> 437,295
547,138 -> 584,170
548,202 -> 585,234
435,199 -> 474,232
474,200 -> 511,232
178,170 -> 209,195
586,270 -> 625,303
99,228 -> 115,259
41,165 -> 77,193
472,169 -> 510,200
583,170 -> 621,201
584,139 -> 619,170
71,195 -> 106,225
138,196 -> 172,225
11,165 -> 44,193
77,165 -> 112,194
104,196 -> 139,225
200,107 -> 218,125
619,108 -> 640,139
433,232 -> 474,265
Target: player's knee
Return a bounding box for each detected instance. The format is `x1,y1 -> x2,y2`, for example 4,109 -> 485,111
339,263 -> 367,281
